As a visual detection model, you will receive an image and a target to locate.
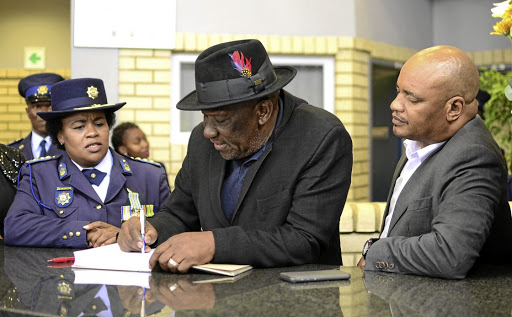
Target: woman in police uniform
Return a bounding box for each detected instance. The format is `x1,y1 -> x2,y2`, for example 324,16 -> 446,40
4,78 -> 169,248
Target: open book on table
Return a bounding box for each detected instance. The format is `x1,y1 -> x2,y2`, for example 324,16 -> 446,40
72,243 -> 252,279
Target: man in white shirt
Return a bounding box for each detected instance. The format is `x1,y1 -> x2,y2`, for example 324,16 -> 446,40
8,73 -> 65,159
357,45 -> 512,279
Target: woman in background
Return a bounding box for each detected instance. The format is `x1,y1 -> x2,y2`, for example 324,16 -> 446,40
112,122 -> 150,159
112,122 -> 168,179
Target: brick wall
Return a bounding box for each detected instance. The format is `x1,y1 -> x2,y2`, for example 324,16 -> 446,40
117,49 -> 173,184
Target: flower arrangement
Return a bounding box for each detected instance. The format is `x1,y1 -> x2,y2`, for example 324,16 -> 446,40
488,1 -> 512,172
491,1 -> 512,100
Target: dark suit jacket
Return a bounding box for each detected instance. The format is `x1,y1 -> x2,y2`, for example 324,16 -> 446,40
150,90 -> 353,266
8,132 -> 64,160
366,116 -> 512,278
4,150 -> 169,248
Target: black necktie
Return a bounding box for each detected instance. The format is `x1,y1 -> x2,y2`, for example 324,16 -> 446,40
39,140 -> 47,157
82,169 -> 106,186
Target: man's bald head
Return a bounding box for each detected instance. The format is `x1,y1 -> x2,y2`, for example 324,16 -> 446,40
391,45 -> 480,147
407,45 -> 479,116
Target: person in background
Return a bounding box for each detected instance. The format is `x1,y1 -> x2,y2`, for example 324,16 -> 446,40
111,122 -> 168,178
118,39 -> 353,272
112,122 -> 150,159
8,73 -> 65,159
0,144 -> 25,238
357,45 -> 512,279
4,78 -> 169,248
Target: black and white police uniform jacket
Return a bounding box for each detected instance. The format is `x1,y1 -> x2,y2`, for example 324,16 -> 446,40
4,149 -> 169,248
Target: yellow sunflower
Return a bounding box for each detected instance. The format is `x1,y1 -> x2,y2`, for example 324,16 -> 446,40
491,17 -> 512,36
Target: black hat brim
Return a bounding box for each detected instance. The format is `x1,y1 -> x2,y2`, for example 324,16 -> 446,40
176,66 -> 297,111
37,102 -> 126,120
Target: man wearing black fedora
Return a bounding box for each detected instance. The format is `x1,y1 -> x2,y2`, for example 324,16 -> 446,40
119,39 -> 353,272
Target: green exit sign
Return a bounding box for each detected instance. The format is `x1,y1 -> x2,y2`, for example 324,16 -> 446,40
24,47 -> 46,69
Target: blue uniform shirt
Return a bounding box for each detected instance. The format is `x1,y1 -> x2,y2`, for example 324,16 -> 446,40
4,149 -> 169,248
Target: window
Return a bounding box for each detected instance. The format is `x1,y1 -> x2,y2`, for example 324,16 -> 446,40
170,54 -> 334,144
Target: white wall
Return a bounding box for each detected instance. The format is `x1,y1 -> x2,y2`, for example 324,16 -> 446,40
432,0 -> 511,51
175,0 -> 356,36
70,0 -> 118,104
355,0 -> 433,50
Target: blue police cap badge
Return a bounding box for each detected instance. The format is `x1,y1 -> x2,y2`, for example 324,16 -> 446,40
58,163 -> 68,179
120,158 -> 133,175
55,187 -> 73,207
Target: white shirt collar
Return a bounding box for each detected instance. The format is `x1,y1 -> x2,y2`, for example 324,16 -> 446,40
404,139 -> 446,163
71,149 -> 113,176
31,132 -> 51,158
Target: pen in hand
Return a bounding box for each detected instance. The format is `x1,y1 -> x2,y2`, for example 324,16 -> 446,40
140,210 -> 145,253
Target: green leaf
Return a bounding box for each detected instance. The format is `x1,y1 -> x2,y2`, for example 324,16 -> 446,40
505,84 -> 512,100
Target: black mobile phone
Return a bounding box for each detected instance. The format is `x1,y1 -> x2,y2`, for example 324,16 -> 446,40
279,269 -> 351,283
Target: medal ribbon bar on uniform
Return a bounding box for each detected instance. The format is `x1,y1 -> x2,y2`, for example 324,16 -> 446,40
121,189 -> 154,221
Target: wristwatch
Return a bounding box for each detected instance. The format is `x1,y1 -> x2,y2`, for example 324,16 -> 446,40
362,238 -> 379,259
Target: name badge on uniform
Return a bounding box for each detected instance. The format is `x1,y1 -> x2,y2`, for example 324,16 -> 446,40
55,187 -> 73,207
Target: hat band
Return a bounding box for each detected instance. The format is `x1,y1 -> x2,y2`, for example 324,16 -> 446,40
196,58 -> 277,103
54,96 -> 108,111
25,84 -> 54,99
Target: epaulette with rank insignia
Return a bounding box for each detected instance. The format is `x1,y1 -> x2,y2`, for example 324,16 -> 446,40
130,157 -> 162,167
7,138 -> 23,146
25,155 -> 57,164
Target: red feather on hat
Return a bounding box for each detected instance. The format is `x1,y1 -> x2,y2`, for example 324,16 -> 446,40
229,51 -> 252,77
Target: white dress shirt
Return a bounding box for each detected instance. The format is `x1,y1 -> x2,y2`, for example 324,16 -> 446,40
380,139 -> 445,238
30,132 -> 52,159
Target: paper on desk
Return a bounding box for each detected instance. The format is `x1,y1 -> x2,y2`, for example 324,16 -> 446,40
72,243 -> 154,272
73,268 -> 151,288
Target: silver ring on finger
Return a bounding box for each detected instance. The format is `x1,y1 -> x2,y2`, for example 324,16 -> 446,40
169,258 -> 179,268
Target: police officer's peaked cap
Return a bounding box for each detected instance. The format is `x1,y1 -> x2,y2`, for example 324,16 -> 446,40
18,73 -> 65,103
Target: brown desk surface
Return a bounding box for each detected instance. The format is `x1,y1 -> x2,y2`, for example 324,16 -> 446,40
0,241 -> 511,316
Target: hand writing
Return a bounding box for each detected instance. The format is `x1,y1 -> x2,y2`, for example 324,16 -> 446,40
118,216 -> 156,252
